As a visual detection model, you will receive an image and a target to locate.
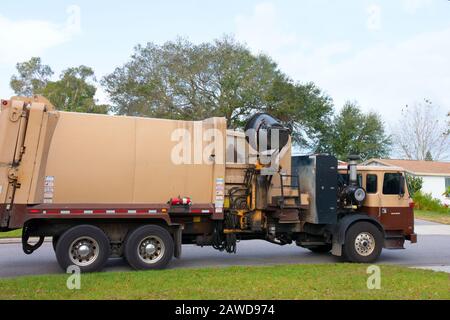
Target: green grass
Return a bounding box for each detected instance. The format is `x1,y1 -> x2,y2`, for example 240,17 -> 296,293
415,210 -> 450,225
0,264 -> 448,300
0,228 -> 22,239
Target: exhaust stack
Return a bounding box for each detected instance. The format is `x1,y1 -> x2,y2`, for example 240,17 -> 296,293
348,155 -> 360,186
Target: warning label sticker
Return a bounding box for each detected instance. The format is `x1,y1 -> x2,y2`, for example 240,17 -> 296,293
215,177 -> 225,210
44,176 -> 54,203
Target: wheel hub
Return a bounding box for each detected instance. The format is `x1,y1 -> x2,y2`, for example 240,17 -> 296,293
354,232 -> 375,256
144,243 -> 156,255
69,236 -> 100,266
78,244 -> 91,257
137,236 -> 165,264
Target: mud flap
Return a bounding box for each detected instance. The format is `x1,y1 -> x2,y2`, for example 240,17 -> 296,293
331,241 -> 342,256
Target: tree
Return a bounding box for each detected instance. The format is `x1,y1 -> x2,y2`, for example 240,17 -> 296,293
10,57 -> 54,96
10,58 -> 107,114
393,99 -> 450,160
264,78 -> 333,149
322,102 -> 391,161
103,37 -> 276,123
425,151 -> 433,161
38,66 -> 107,114
102,36 -> 333,150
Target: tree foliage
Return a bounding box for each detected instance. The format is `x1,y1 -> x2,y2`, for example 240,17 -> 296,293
320,102 -> 391,161
10,57 -> 54,96
10,58 -> 107,114
38,66 -> 107,114
102,37 -> 334,150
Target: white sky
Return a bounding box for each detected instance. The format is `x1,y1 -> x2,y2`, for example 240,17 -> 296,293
0,0 -> 449,126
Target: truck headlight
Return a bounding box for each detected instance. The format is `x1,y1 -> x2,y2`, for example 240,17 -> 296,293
353,187 -> 366,202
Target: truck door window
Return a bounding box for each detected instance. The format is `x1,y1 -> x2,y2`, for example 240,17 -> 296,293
366,174 -> 377,193
383,173 -> 402,195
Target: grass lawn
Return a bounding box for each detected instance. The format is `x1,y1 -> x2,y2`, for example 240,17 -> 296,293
0,264 -> 448,300
0,228 -> 22,239
415,210 -> 450,225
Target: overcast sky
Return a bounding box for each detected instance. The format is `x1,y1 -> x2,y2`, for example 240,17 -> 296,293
1,0 -> 449,124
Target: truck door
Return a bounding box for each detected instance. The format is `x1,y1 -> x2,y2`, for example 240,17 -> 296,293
362,172 -> 381,218
0,97 -> 59,228
378,171 -> 413,233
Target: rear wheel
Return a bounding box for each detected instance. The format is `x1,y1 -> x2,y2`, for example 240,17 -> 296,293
124,225 -> 173,270
342,222 -> 383,263
303,244 -> 332,253
52,236 -> 59,252
55,225 -> 110,272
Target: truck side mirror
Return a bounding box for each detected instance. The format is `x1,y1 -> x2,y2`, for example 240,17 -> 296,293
399,174 -> 405,197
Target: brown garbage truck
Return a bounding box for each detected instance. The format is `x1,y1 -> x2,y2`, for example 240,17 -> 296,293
0,96 -> 416,272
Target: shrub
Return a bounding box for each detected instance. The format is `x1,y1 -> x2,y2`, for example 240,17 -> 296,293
406,174 -> 423,197
413,191 -> 450,213
443,186 -> 450,198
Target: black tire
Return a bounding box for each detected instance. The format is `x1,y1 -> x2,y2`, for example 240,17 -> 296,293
55,225 -> 110,273
124,225 -> 173,270
342,222 -> 383,263
52,236 -> 59,252
303,244 -> 332,253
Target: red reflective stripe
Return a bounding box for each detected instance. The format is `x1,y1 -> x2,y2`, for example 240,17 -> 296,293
191,209 -> 212,214
28,208 -> 168,215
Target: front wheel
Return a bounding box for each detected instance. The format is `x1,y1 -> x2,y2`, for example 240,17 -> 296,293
124,225 -> 174,270
342,222 -> 383,263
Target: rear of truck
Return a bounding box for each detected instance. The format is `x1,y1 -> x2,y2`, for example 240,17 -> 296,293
0,96 -> 230,270
0,96 -> 58,231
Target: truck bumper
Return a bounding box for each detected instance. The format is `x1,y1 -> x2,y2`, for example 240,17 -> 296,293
406,233 -> 417,243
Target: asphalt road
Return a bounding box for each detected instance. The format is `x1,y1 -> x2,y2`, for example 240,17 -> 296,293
0,219 -> 449,278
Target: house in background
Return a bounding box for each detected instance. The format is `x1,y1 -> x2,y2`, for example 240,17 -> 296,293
361,159 -> 450,205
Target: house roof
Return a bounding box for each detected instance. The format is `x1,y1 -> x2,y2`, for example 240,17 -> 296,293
362,158 -> 450,176
338,165 -> 405,172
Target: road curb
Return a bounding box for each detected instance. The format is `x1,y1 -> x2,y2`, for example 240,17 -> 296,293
0,237 -> 52,244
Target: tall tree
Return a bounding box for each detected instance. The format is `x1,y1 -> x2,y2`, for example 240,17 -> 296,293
102,37 -> 279,123
263,78 -> 333,148
38,66 -> 108,114
393,99 -> 449,160
102,37 -> 333,150
10,57 -> 54,96
322,102 -> 391,161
